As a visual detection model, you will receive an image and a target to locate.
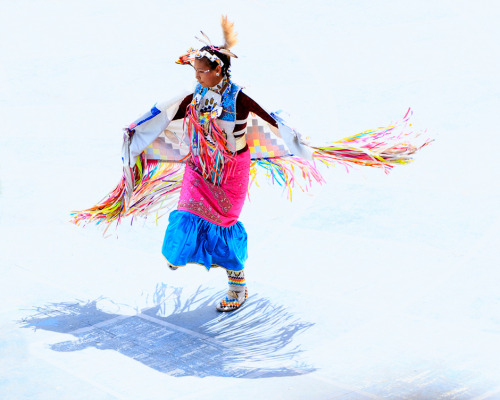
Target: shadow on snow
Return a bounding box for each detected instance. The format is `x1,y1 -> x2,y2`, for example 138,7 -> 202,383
20,284 -> 315,378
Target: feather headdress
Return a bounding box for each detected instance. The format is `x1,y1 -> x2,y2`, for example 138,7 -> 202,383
176,16 -> 238,66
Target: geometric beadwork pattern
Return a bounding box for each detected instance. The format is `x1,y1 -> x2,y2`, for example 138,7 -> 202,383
246,116 -> 291,160
143,115 -> 291,162
144,129 -> 189,161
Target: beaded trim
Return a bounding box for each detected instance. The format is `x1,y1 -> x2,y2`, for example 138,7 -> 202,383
195,49 -> 222,66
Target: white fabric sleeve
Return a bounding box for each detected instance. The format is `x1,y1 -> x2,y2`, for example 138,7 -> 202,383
123,92 -> 189,167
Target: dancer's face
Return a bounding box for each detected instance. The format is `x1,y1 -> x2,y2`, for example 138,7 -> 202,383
194,58 -> 223,88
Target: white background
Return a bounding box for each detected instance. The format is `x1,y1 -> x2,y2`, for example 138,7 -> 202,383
1,1 -> 500,399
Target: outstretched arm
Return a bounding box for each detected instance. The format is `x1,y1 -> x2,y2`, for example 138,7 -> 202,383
234,92 -> 278,136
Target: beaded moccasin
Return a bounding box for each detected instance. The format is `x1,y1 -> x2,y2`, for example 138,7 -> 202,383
216,287 -> 248,312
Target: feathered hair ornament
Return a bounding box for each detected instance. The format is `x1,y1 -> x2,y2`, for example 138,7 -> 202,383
176,15 -> 238,66
219,15 -> 238,58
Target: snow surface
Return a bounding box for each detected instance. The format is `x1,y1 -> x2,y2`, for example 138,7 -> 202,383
1,0 -> 500,399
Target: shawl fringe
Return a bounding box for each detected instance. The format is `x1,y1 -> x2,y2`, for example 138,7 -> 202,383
71,109 -> 432,228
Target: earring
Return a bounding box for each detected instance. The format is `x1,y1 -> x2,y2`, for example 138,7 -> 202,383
216,73 -> 220,76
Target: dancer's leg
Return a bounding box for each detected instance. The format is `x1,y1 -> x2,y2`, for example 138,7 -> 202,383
216,269 -> 248,312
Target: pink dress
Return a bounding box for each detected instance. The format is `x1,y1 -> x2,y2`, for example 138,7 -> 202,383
162,87 -> 277,271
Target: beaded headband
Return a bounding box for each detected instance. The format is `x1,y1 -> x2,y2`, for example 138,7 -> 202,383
175,16 -> 238,68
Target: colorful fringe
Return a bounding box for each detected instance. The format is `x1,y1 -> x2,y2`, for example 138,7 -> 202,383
71,109 -> 431,228
70,155 -> 184,228
185,103 -> 235,185
249,157 -> 325,200
312,108 -> 433,173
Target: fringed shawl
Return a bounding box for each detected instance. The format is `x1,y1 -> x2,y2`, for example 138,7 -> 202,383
71,94 -> 432,228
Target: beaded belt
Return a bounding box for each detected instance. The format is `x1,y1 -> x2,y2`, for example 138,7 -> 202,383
235,135 -> 247,151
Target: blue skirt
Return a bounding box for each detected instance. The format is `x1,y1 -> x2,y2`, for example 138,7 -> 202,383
162,210 -> 248,271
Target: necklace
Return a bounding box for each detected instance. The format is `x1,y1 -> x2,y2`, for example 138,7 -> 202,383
197,76 -> 230,117
210,76 -> 229,95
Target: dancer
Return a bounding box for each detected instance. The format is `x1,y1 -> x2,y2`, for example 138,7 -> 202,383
161,17 -> 278,311
72,17 -> 431,313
